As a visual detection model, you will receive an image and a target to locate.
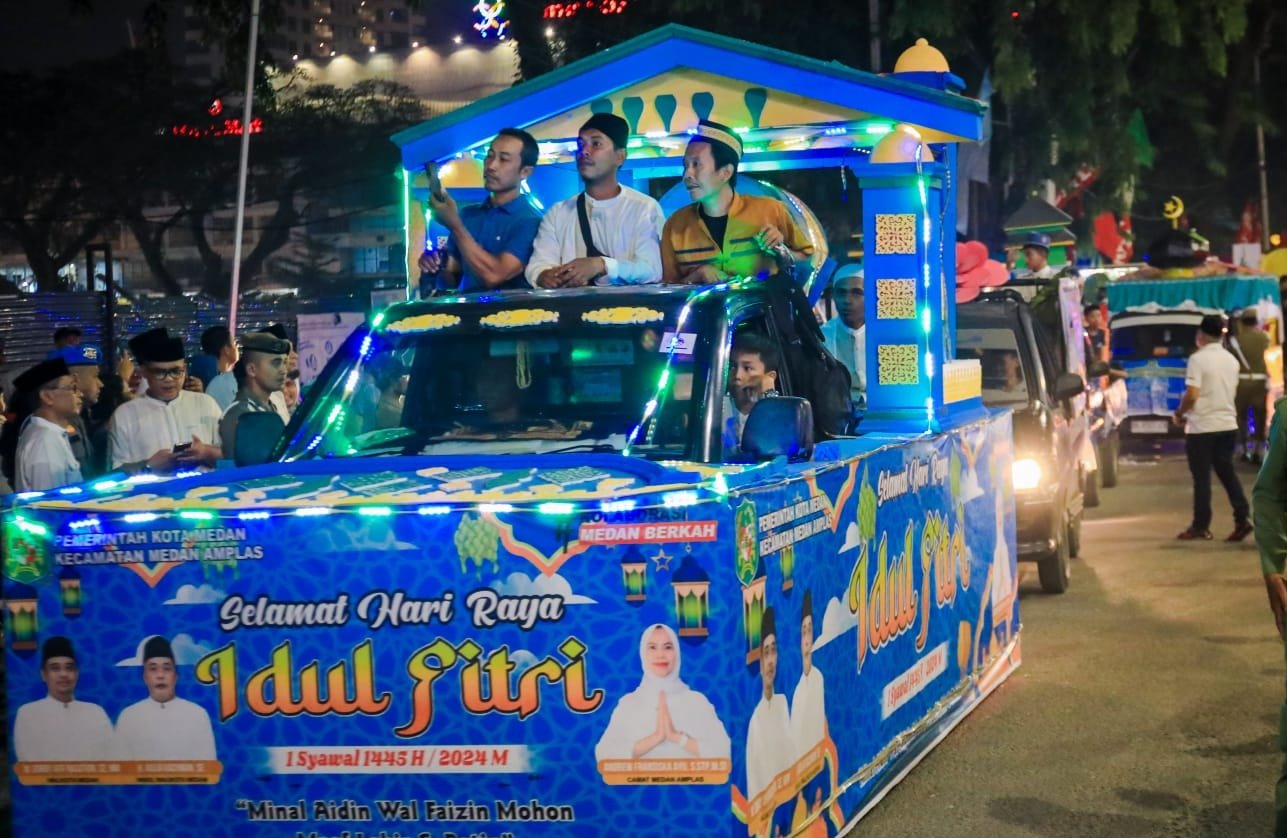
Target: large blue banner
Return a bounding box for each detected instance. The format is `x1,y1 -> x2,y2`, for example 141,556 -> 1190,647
3,415 -> 1015,837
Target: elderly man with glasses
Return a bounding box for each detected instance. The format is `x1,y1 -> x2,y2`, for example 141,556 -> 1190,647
108,328 -> 223,474
12,358 -> 84,491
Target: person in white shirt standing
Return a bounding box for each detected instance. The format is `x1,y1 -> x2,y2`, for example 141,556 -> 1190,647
108,328 -> 222,473
820,266 -> 865,411
13,358 -> 84,492
1173,314 -> 1252,541
115,636 -> 217,761
525,113 -> 664,288
13,636 -> 114,762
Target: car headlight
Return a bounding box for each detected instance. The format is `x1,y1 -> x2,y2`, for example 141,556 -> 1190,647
1012,458 -> 1043,491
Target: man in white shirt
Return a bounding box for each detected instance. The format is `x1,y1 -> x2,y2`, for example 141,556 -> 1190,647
116,636 -> 217,761
789,591 -> 827,751
1173,314 -> 1251,541
820,265 -> 866,410
219,331 -> 289,463
109,328 -> 223,473
744,607 -> 796,800
13,358 -> 84,491
13,636 -> 114,762
525,113 -> 664,288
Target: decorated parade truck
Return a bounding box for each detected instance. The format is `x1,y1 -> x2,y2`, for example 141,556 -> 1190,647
2,283 -> 1017,837
5,22 -> 1021,837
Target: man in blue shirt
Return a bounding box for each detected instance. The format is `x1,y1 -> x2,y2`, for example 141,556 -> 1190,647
418,128 -> 543,293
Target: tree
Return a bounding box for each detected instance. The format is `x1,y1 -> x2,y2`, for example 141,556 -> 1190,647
121,75 -> 425,297
512,0 -> 1284,242
0,63 -> 121,291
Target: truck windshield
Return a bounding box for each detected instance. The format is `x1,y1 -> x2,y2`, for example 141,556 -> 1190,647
956,327 -> 1030,406
1110,321 -> 1198,361
278,319 -> 706,461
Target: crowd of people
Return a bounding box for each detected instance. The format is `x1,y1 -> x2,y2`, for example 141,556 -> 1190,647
0,321 -> 301,495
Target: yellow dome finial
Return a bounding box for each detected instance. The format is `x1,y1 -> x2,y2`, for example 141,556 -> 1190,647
894,37 -> 951,74
870,124 -> 936,164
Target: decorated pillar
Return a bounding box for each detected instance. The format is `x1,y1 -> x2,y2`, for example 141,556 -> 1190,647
856,39 -> 985,434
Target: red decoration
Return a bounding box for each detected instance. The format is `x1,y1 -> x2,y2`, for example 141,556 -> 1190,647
543,0 -> 627,18
208,98 -> 224,117
1092,211 -> 1133,264
171,118 -> 264,139
1054,164 -> 1100,216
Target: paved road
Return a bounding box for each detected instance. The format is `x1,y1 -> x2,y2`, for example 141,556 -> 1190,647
854,450 -> 1281,837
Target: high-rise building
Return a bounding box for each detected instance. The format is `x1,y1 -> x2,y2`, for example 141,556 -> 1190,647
177,0 -> 435,83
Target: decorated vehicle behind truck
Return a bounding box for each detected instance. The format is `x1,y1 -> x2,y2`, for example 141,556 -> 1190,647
1106,274 -> 1282,443
2,282 -> 1018,838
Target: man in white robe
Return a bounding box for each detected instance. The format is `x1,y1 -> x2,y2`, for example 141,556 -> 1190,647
790,591 -> 827,751
115,635 -> 217,760
820,266 -> 865,410
13,636 -> 114,761
744,607 -> 796,799
108,328 -> 222,473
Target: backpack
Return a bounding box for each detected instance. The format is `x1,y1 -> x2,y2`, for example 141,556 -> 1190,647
766,275 -> 854,438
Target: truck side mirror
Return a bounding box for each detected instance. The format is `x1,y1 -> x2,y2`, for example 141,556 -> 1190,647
234,412 -> 286,467
742,397 -> 815,462
1052,372 -> 1086,401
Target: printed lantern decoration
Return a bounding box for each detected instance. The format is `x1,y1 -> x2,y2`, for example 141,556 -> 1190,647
779,543 -> 795,592
59,566 -> 83,618
5,583 -> 39,656
670,555 -> 710,639
742,557 -> 767,666
620,547 -> 647,603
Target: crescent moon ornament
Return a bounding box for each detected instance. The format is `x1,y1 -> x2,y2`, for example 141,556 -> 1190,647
1163,196 -> 1184,229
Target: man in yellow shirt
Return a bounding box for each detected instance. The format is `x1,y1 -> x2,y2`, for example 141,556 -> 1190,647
662,120 -> 812,285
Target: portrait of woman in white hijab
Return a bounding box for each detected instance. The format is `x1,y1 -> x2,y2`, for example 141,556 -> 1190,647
594,624 -> 731,762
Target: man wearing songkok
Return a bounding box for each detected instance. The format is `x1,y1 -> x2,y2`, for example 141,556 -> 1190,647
219,331 -> 290,463
662,119 -> 813,285
744,607 -> 797,799
108,327 -> 222,473
13,358 -> 84,491
526,113 -> 665,288
13,636 -> 115,761
115,635 -> 217,760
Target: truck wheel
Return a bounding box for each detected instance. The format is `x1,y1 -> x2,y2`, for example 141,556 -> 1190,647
1083,466 -> 1100,508
1038,527 -> 1071,594
1099,431 -> 1120,488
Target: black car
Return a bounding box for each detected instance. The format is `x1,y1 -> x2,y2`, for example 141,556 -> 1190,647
956,290 -> 1088,593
